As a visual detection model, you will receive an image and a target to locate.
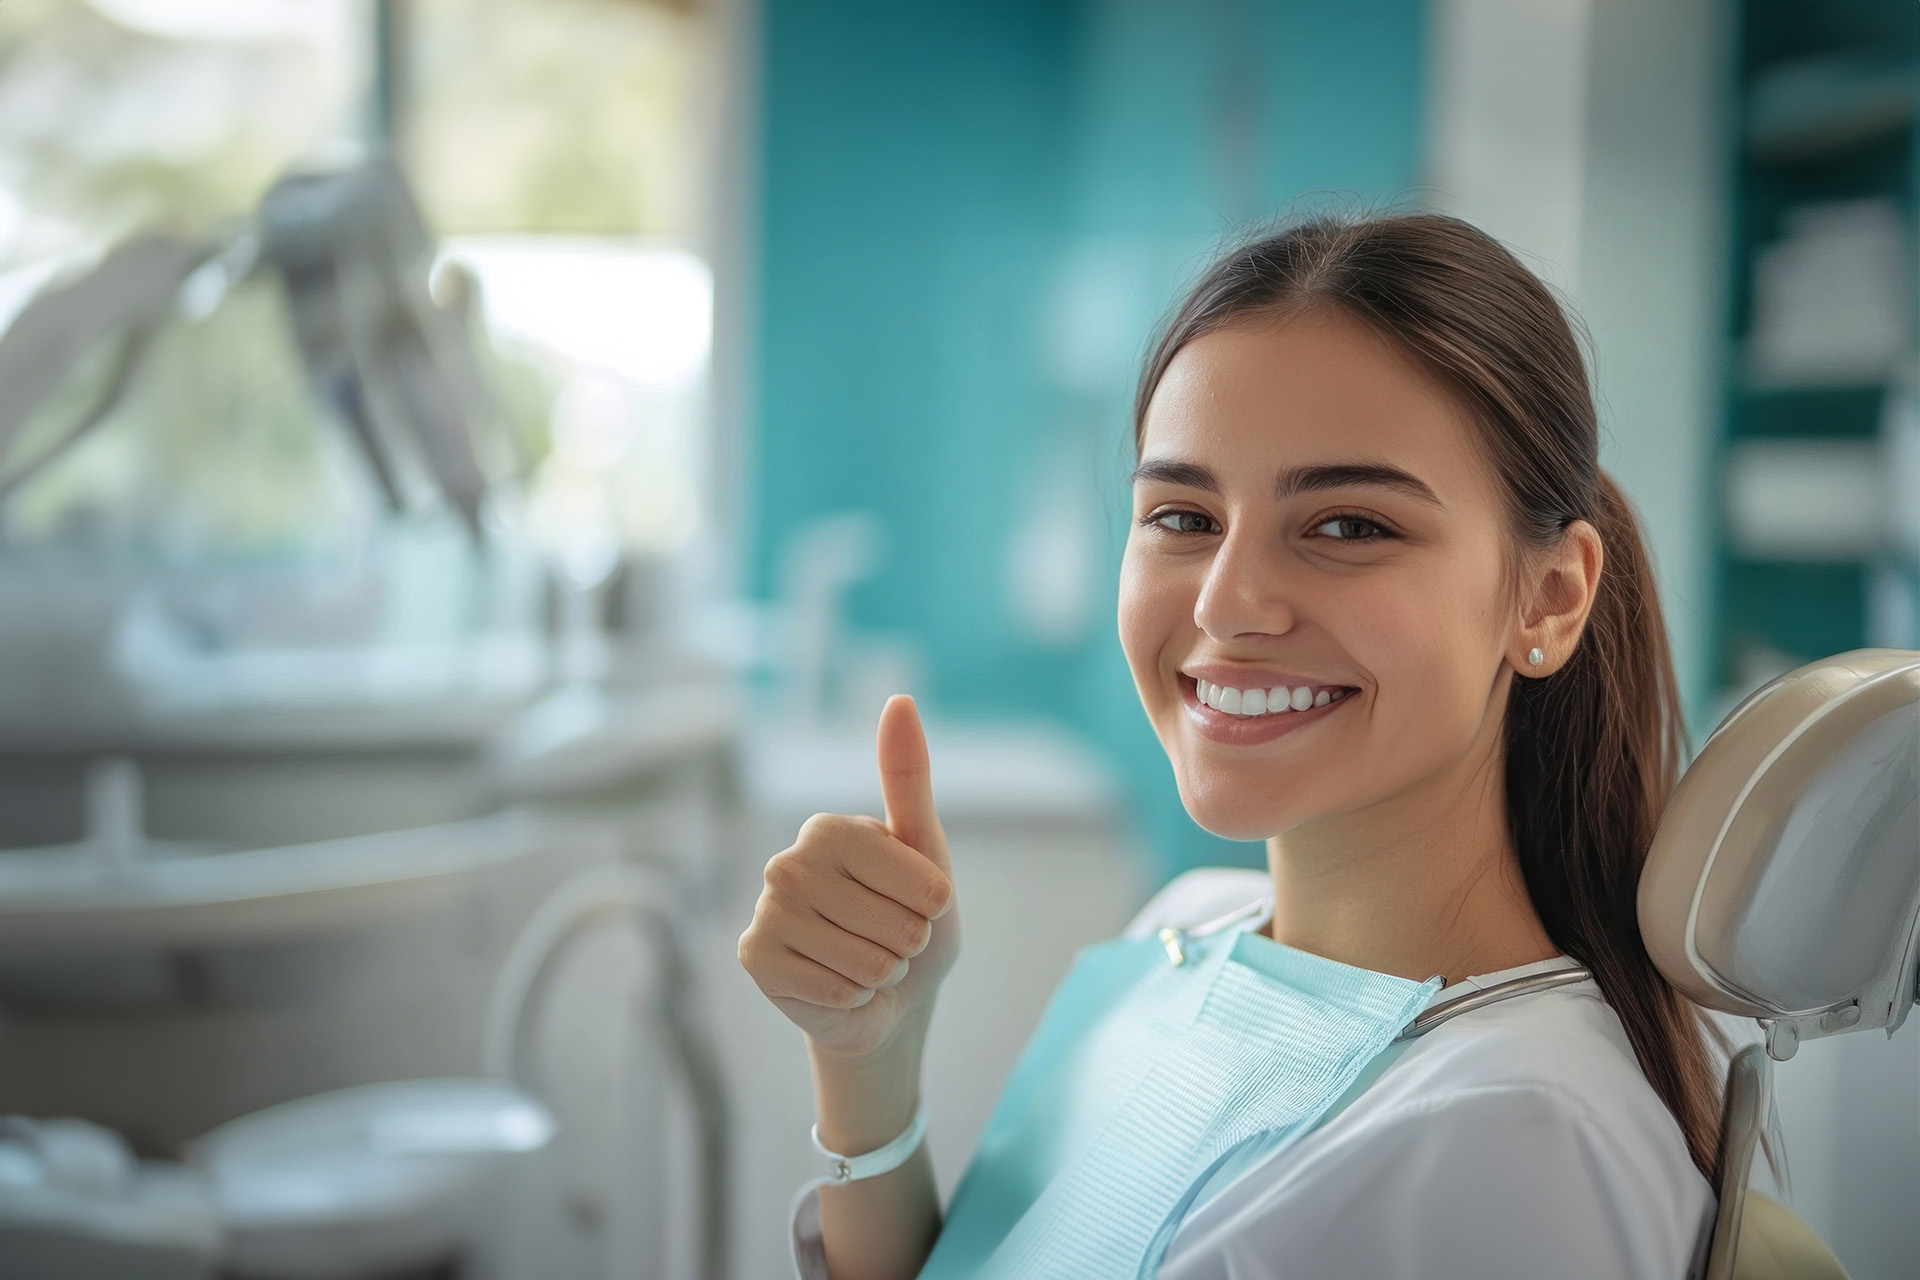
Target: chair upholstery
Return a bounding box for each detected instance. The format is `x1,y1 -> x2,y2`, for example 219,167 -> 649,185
1733,1194 -> 1850,1280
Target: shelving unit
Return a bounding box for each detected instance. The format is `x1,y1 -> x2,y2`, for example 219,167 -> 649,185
1713,1 -> 1920,702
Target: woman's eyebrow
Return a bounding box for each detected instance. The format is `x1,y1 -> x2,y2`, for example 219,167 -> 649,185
1277,462 -> 1442,506
1132,457 -> 1441,506
1130,458 -> 1220,491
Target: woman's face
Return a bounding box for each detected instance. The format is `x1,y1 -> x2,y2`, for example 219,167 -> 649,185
1119,311 -> 1522,841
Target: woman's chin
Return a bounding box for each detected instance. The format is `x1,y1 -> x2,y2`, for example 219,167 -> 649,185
1195,819 -> 1282,843
1175,782 -> 1289,844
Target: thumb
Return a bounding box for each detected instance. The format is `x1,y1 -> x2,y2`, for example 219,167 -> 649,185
876,694 -> 950,875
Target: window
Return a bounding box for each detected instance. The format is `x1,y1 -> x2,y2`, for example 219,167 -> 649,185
0,0 -> 717,711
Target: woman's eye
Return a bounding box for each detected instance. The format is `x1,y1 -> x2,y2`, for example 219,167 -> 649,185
1313,515 -> 1387,541
1150,510 -> 1219,535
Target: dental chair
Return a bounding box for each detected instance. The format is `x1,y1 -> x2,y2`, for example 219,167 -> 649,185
1641,648 -> 1920,1280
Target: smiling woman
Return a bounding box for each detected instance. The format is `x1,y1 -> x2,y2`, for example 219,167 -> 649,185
742,213 -> 1720,1280
1122,211 -> 1716,1136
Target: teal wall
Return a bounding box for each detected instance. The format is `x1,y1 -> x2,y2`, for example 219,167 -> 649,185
752,0 -> 1427,882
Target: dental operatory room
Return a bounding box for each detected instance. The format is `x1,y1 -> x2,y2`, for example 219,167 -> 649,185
4,1 -> 1920,1279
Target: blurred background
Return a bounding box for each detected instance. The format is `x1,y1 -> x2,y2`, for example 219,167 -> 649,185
0,1 -> 1911,1277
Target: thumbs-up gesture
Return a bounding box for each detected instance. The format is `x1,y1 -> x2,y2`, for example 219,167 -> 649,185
739,695 -> 961,1061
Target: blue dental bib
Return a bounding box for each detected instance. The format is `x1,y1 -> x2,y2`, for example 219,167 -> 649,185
918,923 -> 1441,1279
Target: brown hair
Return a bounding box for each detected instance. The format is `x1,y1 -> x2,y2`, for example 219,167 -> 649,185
1134,213 -> 1721,1176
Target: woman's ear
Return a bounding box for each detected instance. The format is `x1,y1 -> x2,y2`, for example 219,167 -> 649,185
1514,519 -> 1604,676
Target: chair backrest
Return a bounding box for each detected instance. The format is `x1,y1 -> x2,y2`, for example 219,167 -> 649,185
1638,649 -> 1919,1280
1640,648 -> 1920,1060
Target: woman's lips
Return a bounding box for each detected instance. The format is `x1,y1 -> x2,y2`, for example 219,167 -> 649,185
1179,675 -> 1357,745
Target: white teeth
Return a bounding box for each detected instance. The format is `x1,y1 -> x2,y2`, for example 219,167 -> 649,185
1192,680 -> 1348,716
1192,677 -> 1352,717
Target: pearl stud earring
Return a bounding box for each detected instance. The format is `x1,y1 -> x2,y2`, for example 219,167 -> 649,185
1527,647 -> 1544,667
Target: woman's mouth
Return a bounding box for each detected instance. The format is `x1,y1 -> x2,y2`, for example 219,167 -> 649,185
1179,675 -> 1357,744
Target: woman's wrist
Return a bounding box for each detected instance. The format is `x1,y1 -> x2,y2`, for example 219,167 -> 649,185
808,1013 -> 930,1153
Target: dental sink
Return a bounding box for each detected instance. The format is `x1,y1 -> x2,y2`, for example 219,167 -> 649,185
0,674 -> 738,1191
0,809 -> 546,953
0,752 -> 554,1011
0,754 -> 519,947
0,669 -> 739,1011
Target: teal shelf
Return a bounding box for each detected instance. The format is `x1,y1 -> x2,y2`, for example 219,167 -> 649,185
1730,385 -> 1886,438
1711,0 -> 1917,691
1731,129 -> 1912,337
1718,560 -> 1868,672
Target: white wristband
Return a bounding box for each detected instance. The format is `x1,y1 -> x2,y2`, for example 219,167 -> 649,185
810,1100 -> 929,1185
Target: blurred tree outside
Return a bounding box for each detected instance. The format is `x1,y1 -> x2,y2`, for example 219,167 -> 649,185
409,0 -> 707,237
0,0 -> 365,261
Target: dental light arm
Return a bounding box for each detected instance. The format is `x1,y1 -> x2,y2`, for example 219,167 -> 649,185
259,160 -> 495,537
0,160 -> 502,536
0,236 -> 212,502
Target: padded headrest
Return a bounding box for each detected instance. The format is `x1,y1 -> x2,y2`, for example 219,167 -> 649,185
1640,649 -> 1920,1051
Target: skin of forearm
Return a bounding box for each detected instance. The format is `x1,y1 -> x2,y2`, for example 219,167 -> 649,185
809,1016 -> 943,1280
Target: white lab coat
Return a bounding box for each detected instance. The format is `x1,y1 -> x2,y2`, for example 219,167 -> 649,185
793,868 -> 1713,1278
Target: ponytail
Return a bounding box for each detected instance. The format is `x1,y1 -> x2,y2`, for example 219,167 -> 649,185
1136,213 -> 1723,1175
1505,472 -> 1721,1175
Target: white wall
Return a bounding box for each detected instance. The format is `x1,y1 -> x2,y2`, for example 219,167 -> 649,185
1425,0 -> 1593,297
1424,0 -> 1728,721
1577,0 -> 1731,727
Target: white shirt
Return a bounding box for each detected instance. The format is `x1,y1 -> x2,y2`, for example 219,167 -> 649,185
794,867 -> 1714,1278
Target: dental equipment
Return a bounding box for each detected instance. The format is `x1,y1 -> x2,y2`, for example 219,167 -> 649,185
0,236 -> 211,505
259,161 -> 495,537
1641,647 -> 1920,1280
484,864 -> 731,1280
188,1079 -> 555,1280
0,159 -> 502,537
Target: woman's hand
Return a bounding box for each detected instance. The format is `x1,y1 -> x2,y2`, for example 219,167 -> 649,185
740,696 -> 959,1279
739,694 -> 961,1064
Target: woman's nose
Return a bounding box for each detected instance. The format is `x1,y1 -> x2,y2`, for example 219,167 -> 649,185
1192,529 -> 1296,641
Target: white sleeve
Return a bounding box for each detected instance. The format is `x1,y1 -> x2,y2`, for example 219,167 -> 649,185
1157,1082 -> 1712,1280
